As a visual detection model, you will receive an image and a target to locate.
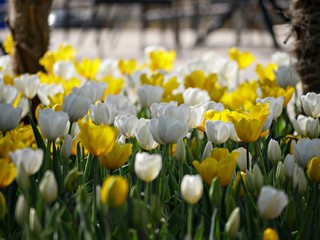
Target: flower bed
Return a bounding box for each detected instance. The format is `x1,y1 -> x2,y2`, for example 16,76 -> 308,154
0,42 -> 319,240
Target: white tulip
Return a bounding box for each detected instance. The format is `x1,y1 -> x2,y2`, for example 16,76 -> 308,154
202,141 -> 213,159
96,58 -> 120,80
271,52 -> 291,66
137,84 -> 164,108
283,154 -> 296,179
292,138 -> 320,168
14,74 -> 40,99
39,170 -> 58,204
114,113 -> 139,138
90,102 -> 116,125
0,83 -> 18,104
10,148 -> 44,176
149,117 -> 188,144
267,139 -> 281,164
134,152 -> 162,182
181,174 -> 203,205
202,101 -> 224,112
291,115 -> 308,136
189,105 -> 205,128
293,166 -> 307,194
73,82 -> 107,104
162,104 -> 190,123
85,81 -> 108,102
0,55 -> 14,77
29,208 -> 42,235
306,117 -> 320,139
274,65 -> 300,88
183,87 -> 210,106
0,103 -> 22,133
205,120 -> 230,145
301,92 -> 320,118
60,134 -> 73,160
37,84 -> 64,106
257,186 -> 288,219
135,119 -> 158,150
38,109 -> 69,141
233,147 -> 252,172
253,165 -> 264,191
225,207 -> 240,238
62,92 -> 91,122
105,94 -> 137,116
175,137 -> 186,163
150,101 -> 177,119
53,60 -> 77,80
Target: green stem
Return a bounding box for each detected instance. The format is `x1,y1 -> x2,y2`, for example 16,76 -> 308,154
28,99 -> 34,124
246,142 -> 250,171
209,207 -> 218,240
44,141 -> 52,171
84,154 -> 93,182
187,205 -> 193,238
254,141 -> 267,176
91,157 -> 98,224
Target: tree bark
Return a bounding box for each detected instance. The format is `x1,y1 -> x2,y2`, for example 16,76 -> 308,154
8,0 -> 52,75
291,0 -> 320,94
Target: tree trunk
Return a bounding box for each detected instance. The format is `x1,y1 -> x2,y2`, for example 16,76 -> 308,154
291,0 -> 320,94
8,0 -> 52,75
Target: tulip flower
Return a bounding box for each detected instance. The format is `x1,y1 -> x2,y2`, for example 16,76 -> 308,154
90,102 -> 117,125
263,228 -> 279,240
150,101 -> 177,119
293,166 -> 307,194
257,186 -> 288,219
283,154 -> 296,179
175,137 -> 186,163
228,47 -> 255,69
137,84 -> 164,108
307,156 -> 320,183
0,103 -> 22,134
145,46 -> 176,71
301,92 -> 320,118
29,208 -> 42,235
38,109 -> 69,141
0,159 -> 16,188
60,135 -> 72,160
205,120 -> 231,145
9,148 -> 43,176
134,152 -> 162,182
305,117 -> 320,139
37,83 -> 64,106
62,92 -> 91,122
149,117 -> 188,144
225,207 -> 240,238
193,148 -> 238,185
202,141 -> 213,159
114,113 -> 139,138
272,51 -> 291,66
99,142 -> 132,169
100,175 -> 129,207
78,119 -> 118,156
267,139 -> 281,164
118,59 -> 138,75
181,174 -> 203,205
292,138 -> 320,168
53,60 -> 77,80
14,74 -> 40,99
189,104 -> 205,128
0,83 -> 18,104
39,170 -> 58,204
105,94 -> 137,116
183,87 -> 210,106
233,147 -> 252,172
73,82 -> 107,104
161,103 -> 190,123
274,65 -> 300,88
135,119 -> 158,150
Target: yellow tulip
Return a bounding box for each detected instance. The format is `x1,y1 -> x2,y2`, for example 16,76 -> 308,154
263,228 -> 279,240
99,143 -> 132,169
228,47 -> 255,69
148,49 -> 176,71
74,58 -> 101,80
78,120 -> 118,156
162,76 -> 179,98
100,176 -> 129,207
3,34 -> 14,56
261,85 -> 294,106
118,59 -> 138,75
199,109 -> 231,132
0,159 -> 16,188
256,63 -> 277,82
184,70 -> 206,89
162,93 -> 184,105
101,76 -> 125,98
307,156 -> 320,183
193,148 -> 238,186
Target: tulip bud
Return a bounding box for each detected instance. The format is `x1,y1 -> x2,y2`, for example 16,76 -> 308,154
60,134 -> 73,160
0,192 -> 6,220
135,152 -> 162,182
202,141 -> 213,160
276,161 -> 285,183
283,154 -> 296,179
268,139 -> 281,164
100,176 -> 129,207
307,156 -> 320,183
306,118 -> 320,139
15,195 -> 29,226
39,171 -> 58,204
253,164 -> 264,192
245,171 -> 256,195
209,177 -> 222,206
233,147 -> 252,172
263,228 -> 279,240
29,208 -> 42,236
62,92 -> 91,122
183,87 -> 210,106
205,120 -> 230,145
181,174 -> 203,205
257,186 -> 288,219
225,207 -> 240,238
293,166 -> 307,194
0,103 -> 22,133
175,137 -> 186,163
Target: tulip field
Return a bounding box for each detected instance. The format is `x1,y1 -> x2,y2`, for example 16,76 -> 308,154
1,38 -> 320,240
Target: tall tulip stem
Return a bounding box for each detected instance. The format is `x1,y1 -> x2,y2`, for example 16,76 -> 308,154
187,205 -> 193,238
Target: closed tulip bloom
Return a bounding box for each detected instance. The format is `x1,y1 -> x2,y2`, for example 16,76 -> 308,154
263,228 -> 279,240
17,97 -> 29,119
149,117 -> 188,144
181,174 -> 203,205
15,195 -> 28,226
135,152 -> 162,182
39,170 -> 58,204
291,115 -> 309,136
14,74 -> 40,99
233,147 -> 252,172
62,92 -> 91,122
0,160 -> 16,188
305,117 -> 320,139
202,141 -> 213,159
100,175 -> 129,207
137,84 -> 164,108
253,164 -> 264,191
301,92 -> 320,118
175,137 -> 186,163
99,142 -> 132,169
135,119 -> 158,150
307,156 -> 320,183
0,83 -> 18,104
162,104 -> 190,123
78,119 -> 118,156
38,109 -> 69,141
183,87 -> 210,106
293,138 -> 320,168
60,135 -> 73,160
9,148 -> 43,176
293,166 -> 307,194
274,65 -> 300,88
225,207 -> 240,238
267,139 -> 281,164
114,114 -> 139,138
257,186 -> 288,219
283,154 -> 296,179
189,104 -> 205,128
205,120 -> 230,145
0,103 -> 22,133
150,101 -> 177,119
90,102 -> 117,125
29,208 -> 42,235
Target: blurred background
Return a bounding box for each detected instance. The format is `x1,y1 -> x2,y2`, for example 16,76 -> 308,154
0,0 -> 292,62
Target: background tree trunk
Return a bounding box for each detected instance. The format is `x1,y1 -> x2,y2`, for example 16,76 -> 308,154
8,0 -> 52,75
291,0 -> 320,94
